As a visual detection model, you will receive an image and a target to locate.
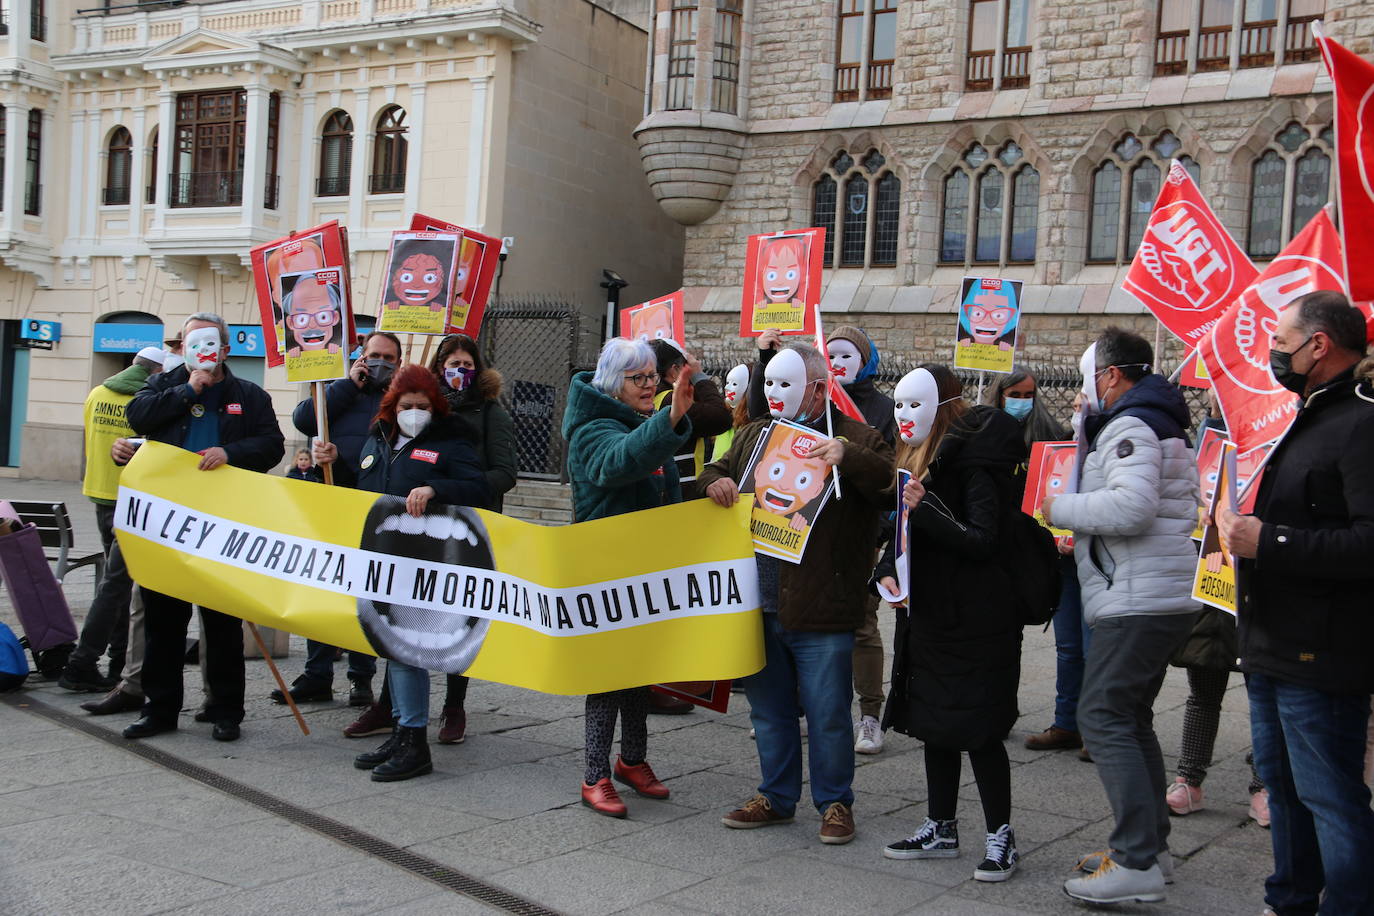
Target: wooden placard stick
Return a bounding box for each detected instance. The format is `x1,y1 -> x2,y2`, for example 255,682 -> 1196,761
406,333 -> 416,364
419,334 -> 435,369
312,380 -> 334,487
247,622 -> 310,736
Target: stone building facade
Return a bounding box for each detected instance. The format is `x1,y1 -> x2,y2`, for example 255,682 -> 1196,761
0,0 -> 681,480
634,0 -> 1364,372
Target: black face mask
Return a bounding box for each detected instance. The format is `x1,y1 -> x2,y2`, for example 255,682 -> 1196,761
364,358 -> 396,389
1269,335 -> 1314,396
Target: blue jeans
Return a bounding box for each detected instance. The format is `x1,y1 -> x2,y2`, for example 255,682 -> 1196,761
1052,556 -> 1091,733
743,614 -> 855,816
1247,673 -> 1374,915
387,661 -> 430,728
304,639 -> 377,684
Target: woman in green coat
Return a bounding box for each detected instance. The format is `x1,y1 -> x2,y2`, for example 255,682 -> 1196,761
561,336 -> 695,818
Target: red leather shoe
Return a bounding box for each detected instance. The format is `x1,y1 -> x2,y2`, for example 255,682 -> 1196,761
581,778 -> 628,818
614,756 -> 670,799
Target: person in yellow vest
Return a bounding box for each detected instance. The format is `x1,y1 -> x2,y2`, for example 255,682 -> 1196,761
58,347 -> 164,698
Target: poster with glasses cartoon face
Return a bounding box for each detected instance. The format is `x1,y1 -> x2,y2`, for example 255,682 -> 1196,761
249,220 -> 355,369
376,231 -> 461,335
739,228 -> 824,337
1021,440 -> 1077,541
281,267 -> 350,383
621,290 -> 685,346
953,276 -> 1022,374
738,419 -> 835,563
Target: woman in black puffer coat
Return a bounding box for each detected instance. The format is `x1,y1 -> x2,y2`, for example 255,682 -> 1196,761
872,363 -> 1025,881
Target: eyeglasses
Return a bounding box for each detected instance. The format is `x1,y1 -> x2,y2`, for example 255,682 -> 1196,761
624,372 -> 660,388
288,309 -> 339,329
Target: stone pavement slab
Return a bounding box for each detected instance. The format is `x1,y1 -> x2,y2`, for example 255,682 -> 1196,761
0,477 -> 1282,914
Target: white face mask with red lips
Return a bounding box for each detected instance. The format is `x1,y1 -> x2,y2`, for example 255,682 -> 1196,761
763,349 -> 814,420
723,364 -> 749,407
893,369 -> 940,446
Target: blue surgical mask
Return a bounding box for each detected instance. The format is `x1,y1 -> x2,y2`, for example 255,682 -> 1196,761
1003,397 -> 1033,421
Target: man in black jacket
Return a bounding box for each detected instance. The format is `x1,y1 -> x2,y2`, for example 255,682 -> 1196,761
122,312 -> 285,743
1219,291 -> 1374,916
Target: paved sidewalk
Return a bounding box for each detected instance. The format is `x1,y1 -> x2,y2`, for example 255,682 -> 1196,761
1,478 -> 1277,915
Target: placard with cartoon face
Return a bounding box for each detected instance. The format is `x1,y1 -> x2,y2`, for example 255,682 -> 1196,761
281,267 -> 350,383
1192,440 -> 1238,614
875,468 -> 913,605
1193,426 -> 1228,539
954,276 -> 1022,374
249,221 -> 355,369
1021,440 -> 1077,539
621,290 -> 685,345
408,215 -> 502,338
739,229 -> 824,337
738,419 -> 835,563
376,231 -> 462,335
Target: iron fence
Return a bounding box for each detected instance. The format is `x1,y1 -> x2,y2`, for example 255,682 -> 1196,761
479,299 -> 583,481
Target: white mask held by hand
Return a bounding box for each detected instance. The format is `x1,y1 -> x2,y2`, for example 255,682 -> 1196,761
397,409 -> 432,438
828,339 -> 863,387
1078,343 -> 1099,416
723,364 -> 749,408
893,369 -> 941,446
184,327 -> 223,371
763,349 -> 811,420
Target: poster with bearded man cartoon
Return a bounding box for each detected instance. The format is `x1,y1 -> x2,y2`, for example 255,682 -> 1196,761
953,276 -> 1022,374
376,231 -> 461,335
739,228 -> 824,337
280,268 -> 350,383
738,419 -> 836,563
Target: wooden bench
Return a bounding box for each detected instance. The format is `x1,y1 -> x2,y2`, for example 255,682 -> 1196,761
2,500 -> 105,585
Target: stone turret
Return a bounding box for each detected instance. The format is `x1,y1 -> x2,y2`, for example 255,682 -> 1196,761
635,0 -> 748,226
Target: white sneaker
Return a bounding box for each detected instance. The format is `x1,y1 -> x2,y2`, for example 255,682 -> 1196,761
1076,848 -> 1173,884
854,715 -> 884,755
1064,857 -> 1166,904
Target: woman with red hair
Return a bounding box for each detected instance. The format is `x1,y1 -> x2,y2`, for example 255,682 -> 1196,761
314,363 -> 489,781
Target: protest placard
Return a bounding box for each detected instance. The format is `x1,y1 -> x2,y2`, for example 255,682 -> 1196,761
249,221 -> 354,369
376,231 -> 462,336
738,419 -> 835,563
875,469 -> 913,605
621,290 -> 685,345
953,276 -> 1022,374
739,228 -> 824,337
408,214 -> 501,338
1192,441 -> 1238,614
1021,440 -> 1077,540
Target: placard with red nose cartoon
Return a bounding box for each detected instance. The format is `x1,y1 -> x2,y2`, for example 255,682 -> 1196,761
376,231 -> 462,335
953,276 -> 1022,374
737,419 -> 836,563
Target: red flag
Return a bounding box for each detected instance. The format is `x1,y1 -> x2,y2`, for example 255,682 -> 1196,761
1198,210 -> 1347,455
1315,26 -> 1374,302
1122,162 -> 1258,346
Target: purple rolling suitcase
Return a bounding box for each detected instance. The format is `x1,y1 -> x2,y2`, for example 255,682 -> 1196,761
0,520 -> 78,677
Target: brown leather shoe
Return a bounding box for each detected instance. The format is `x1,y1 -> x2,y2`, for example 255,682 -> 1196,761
820,802 -> 856,845
1024,725 -> 1083,751
344,702 -> 394,738
722,793 -> 794,829
614,756 -> 669,799
436,707 -> 466,745
81,687 -> 143,716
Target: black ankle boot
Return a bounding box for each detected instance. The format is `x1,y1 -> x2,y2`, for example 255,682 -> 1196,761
353,726 -> 400,770
371,726 -> 432,782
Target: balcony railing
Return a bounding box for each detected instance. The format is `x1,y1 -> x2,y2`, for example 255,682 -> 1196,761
1286,15 -> 1321,62
31,11 -> 46,41
1196,24 -> 1231,72
1002,46 -> 1030,88
316,175 -> 350,197
867,59 -> 893,99
1155,29 -> 1188,75
146,183 -> 156,204
1239,20 -> 1276,68
264,173 -> 279,210
103,185 -> 131,206
966,49 -> 994,91
0,10 -> 9,35
834,62 -> 860,102
368,171 -> 405,194
24,181 -> 41,216
169,170 -> 242,207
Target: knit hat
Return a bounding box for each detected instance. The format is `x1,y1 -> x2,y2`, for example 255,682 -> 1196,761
828,325 -> 880,382
135,346 -> 166,365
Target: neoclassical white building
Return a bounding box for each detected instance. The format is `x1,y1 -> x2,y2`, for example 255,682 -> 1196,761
1,0 -> 680,479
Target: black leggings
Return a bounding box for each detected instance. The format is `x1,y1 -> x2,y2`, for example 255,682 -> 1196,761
584,688 -> 650,784
925,738 -> 1012,833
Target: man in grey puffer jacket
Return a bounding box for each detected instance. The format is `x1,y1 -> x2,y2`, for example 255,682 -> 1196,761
1042,327 -> 1200,906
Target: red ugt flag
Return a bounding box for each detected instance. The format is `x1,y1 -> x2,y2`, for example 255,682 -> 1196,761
1315,26 -> 1374,302
1122,162 -> 1258,346
1198,209 -> 1346,455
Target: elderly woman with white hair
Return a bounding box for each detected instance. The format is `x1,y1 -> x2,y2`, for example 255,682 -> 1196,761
560,336 -> 696,817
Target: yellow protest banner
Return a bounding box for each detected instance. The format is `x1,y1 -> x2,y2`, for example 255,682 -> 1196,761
114,443 -> 764,695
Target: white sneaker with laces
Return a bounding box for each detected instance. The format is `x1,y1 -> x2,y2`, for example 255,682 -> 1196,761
854,715 -> 884,755
1064,857 -> 1166,904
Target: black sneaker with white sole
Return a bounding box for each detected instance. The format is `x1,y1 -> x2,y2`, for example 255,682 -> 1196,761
883,817 -> 959,860
973,824 -> 1018,882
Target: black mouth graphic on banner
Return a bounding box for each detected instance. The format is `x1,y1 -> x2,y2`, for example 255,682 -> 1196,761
356,497 -> 495,672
